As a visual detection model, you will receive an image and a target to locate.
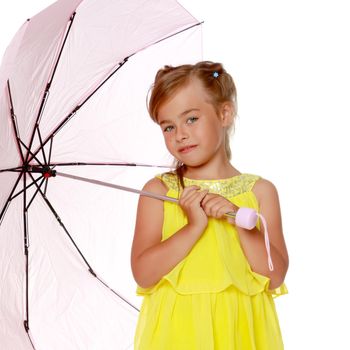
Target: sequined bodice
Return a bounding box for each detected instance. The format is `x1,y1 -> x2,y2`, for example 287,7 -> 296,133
157,172 -> 260,198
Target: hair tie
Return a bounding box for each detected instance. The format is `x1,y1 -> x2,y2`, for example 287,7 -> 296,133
213,71 -> 219,78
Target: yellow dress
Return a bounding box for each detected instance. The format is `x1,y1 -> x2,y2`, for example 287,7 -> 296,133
134,172 -> 287,350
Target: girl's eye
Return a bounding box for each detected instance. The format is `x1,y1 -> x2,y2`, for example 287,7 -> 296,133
187,116 -> 198,124
163,125 -> 174,132
163,117 -> 197,132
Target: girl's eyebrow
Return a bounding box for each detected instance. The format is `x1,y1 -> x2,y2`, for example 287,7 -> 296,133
159,108 -> 200,126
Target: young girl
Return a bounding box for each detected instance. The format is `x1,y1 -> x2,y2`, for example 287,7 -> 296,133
131,61 -> 288,349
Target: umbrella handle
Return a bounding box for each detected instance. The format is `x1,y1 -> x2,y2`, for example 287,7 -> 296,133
136,189 -> 259,230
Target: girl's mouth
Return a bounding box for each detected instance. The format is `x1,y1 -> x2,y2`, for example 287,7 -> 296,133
179,145 -> 197,153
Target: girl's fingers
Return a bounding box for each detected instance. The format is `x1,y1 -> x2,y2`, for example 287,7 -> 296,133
180,185 -> 201,197
179,188 -> 239,225
201,194 -> 236,218
185,189 -> 209,207
201,196 -> 223,215
180,186 -> 208,207
178,187 -> 210,228
179,186 -> 200,203
181,186 -> 207,199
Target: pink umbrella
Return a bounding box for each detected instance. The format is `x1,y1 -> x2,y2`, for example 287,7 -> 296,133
0,1 -> 202,348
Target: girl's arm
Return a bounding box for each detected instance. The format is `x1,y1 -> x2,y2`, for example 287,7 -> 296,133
237,178 -> 289,289
130,178 -> 208,289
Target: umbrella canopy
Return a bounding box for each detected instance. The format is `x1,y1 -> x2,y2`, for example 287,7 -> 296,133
0,0 -> 202,348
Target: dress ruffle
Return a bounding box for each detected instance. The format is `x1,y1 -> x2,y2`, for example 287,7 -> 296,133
136,262 -> 287,299
135,283 -> 285,349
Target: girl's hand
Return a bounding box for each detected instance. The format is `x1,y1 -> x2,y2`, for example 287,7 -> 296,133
179,186 -> 209,231
200,192 -> 239,225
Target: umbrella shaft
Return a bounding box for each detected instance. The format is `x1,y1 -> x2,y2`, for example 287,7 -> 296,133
55,171 -> 236,219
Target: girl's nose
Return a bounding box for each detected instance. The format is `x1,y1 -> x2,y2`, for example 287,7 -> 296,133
176,128 -> 188,142
175,126 -> 189,142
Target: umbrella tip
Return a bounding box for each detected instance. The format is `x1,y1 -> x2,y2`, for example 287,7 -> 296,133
44,170 -> 56,178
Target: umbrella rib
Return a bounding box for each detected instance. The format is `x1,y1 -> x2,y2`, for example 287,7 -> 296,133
10,174 -> 44,202
26,177 -> 46,210
26,172 -> 139,311
131,21 -> 203,59
47,12 -> 77,89
10,172 -> 48,211
28,21 -> 202,164
27,58 -> 128,164
0,166 -> 22,173
22,172 -> 30,331
0,201 -> 11,227
0,171 -> 23,225
21,172 -> 37,349
25,12 -> 77,165
20,140 -> 45,167
36,127 -> 47,165
48,137 -> 54,163
26,333 -> 36,350
94,275 -> 139,312
7,80 -> 25,163
44,139 -> 54,195
43,177 -> 49,196
27,172 -> 94,270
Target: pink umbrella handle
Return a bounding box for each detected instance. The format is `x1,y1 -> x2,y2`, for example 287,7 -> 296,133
235,207 -> 258,230
229,207 -> 274,271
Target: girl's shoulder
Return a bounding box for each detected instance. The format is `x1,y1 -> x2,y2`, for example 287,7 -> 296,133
142,175 -> 169,196
250,176 -> 280,206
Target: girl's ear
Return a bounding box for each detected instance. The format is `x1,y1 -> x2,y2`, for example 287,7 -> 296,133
220,102 -> 235,127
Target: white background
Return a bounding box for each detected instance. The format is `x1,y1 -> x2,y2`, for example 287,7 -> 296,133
1,1 -> 349,349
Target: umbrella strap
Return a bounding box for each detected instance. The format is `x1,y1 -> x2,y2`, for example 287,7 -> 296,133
257,213 -> 274,271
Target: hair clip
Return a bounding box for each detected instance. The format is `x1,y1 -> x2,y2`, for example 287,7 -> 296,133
213,71 -> 219,78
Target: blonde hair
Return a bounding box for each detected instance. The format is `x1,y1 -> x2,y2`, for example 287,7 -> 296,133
147,61 -> 237,189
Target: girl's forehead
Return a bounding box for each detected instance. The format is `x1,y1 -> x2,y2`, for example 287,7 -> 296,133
158,80 -> 210,115
159,79 -> 209,112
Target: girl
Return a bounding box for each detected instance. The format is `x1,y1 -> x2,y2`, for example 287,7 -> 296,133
131,61 -> 288,349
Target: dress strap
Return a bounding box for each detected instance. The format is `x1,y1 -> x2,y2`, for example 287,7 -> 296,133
155,172 -> 179,192
244,174 -> 261,192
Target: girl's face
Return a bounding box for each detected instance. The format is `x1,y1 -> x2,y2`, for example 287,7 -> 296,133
157,78 -> 232,169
